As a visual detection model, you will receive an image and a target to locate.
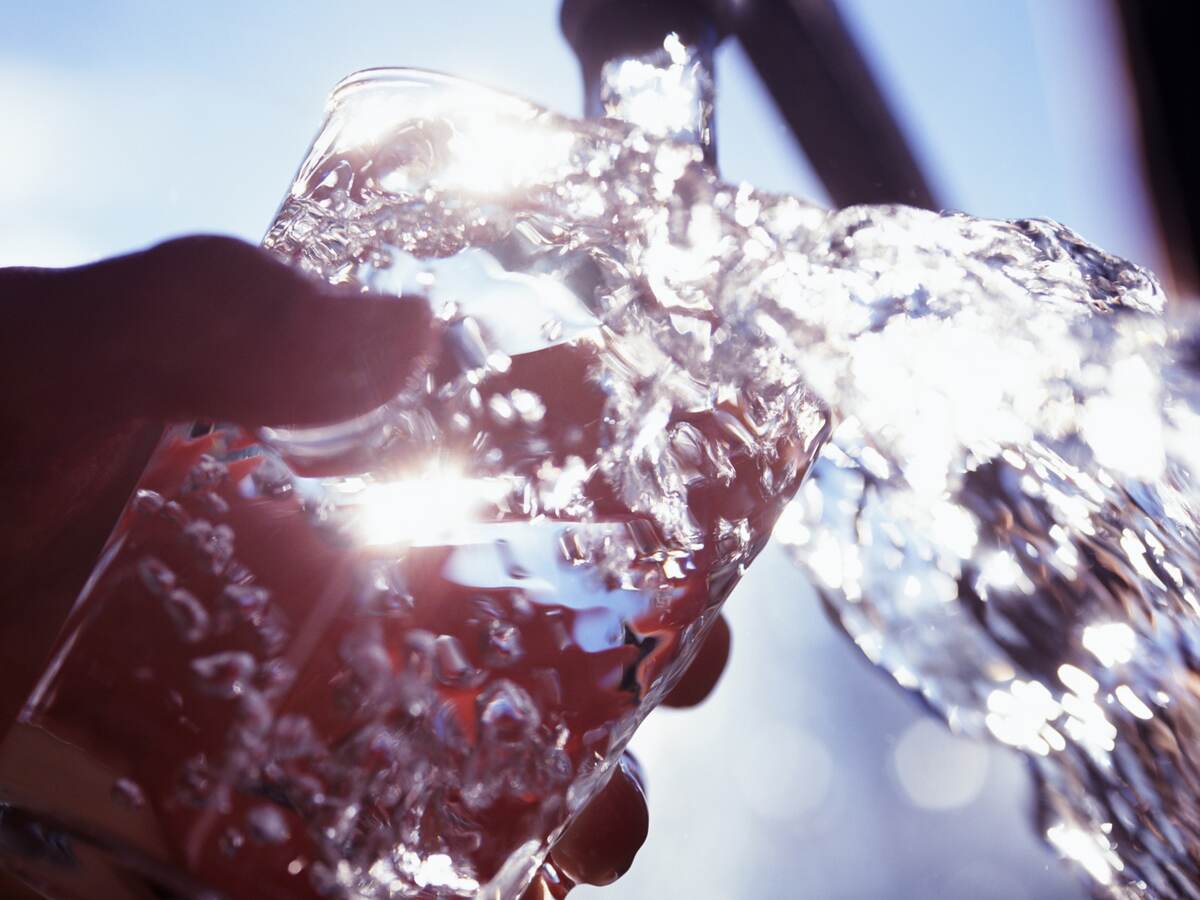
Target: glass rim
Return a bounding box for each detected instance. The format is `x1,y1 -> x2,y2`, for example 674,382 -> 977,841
327,66 -> 507,108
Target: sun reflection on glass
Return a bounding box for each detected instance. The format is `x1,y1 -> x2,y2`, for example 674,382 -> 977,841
1046,823 -> 1123,886
336,464 -> 513,547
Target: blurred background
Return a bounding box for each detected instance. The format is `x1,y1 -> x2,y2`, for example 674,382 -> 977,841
2,1 -> 1190,896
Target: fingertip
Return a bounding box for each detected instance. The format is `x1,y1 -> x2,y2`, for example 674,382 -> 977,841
254,287 -> 436,426
550,752 -> 648,887
117,235 -> 436,426
663,613 -> 731,708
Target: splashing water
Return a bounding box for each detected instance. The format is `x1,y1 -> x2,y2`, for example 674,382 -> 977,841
270,68 -> 1200,896
770,218 -> 1200,895
6,65 -> 1199,900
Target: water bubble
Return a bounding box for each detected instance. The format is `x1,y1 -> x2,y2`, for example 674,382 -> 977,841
255,608 -> 291,657
234,689 -> 274,745
184,454 -> 228,493
219,583 -> 270,623
625,519 -> 661,557
110,777 -> 145,810
488,393 -> 515,425
271,714 -> 322,760
219,827 -> 245,858
508,389 -> 546,425
246,805 -> 290,845
339,625 -> 395,702
484,619 -> 522,666
204,491 -> 231,516
163,587 -> 210,643
557,528 -> 588,565
255,657 -> 296,700
131,489 -> 165,516
137,557 -> 176,598
251,455 -> 294,497
359,566 -> 413,619
433,635 -> 478,687
182,520 -> 235,575
191,651 -> 257,698
176,754 -> 218,808
477,680 -> 540,744
446,317 -> 490,373
161,500 -> 191,529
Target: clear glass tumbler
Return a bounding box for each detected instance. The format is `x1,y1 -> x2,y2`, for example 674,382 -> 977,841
0,69 -> 827,899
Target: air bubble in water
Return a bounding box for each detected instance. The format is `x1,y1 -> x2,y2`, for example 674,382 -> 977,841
484,620 -> 522,666
137,556 -> 176,597
246,805 -> 290,845
191,651 -> 257,698
478,680 -> 540,744
111,777 -> 145,809
433,635 -> 478,687
163,588 -> 210,643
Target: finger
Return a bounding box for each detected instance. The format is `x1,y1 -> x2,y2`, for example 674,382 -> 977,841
1,235 -> 434,428
663,613 -> 731,708
550,752 -> 648,887
518,864 -> 574,900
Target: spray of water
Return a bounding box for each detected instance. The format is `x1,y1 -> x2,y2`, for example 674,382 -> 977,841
264,66 -> 1200,897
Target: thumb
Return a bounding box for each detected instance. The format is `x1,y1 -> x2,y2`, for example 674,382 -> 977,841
1,235 -> 433,429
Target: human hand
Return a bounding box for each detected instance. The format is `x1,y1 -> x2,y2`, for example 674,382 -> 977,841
0,235 -> 732,896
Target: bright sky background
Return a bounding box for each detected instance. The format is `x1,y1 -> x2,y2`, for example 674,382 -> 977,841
3,2 -> 1154,897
